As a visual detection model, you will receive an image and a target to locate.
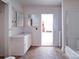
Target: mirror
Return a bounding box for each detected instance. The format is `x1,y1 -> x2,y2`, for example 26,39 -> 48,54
25,14 -> 40,27
10,6 -> 24,28
16,12 -> 24,27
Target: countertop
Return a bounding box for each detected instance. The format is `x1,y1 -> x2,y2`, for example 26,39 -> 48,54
9,33 -> 30,39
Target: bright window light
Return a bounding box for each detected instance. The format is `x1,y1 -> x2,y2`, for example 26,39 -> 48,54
41,14 -> 53,46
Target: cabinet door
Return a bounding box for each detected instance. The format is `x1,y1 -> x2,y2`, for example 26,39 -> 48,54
10,38 -> 24,56
24,35 -> 30,54
29,35 -> 31,46
24,34 -> 31,52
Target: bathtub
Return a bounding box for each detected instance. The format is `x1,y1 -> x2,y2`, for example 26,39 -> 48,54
65,46 -> 79,59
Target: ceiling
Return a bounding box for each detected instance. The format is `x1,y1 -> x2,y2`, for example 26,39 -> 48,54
17,0 -> 62,6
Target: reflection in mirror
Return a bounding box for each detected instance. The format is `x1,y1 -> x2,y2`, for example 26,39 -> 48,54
25,14 -> 40,27
11,7 -> 17,28
16,12 -> 24,27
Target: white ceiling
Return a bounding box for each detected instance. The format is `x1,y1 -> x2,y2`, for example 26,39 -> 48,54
17,0 -> 62,6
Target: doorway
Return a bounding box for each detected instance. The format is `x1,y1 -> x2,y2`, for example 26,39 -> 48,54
41,14 -> 53,46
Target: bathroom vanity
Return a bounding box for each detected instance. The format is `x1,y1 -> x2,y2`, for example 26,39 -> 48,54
9,34 -> 31,56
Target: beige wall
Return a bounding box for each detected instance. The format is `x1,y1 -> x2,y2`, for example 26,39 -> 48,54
63,0 -> 79,10
0,1 -> 6,56
0,1 -> 9,56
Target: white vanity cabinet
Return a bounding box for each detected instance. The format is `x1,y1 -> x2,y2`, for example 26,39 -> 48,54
10,34 -> 31,56
24,34 -> 31,53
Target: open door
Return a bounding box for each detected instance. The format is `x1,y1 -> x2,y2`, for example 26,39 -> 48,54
41,14 -> 53,46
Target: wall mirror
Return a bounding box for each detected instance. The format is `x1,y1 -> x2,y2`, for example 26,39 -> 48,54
16,12 -> 24,27
25,14 -> 40,27
11,6 -> 24,28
